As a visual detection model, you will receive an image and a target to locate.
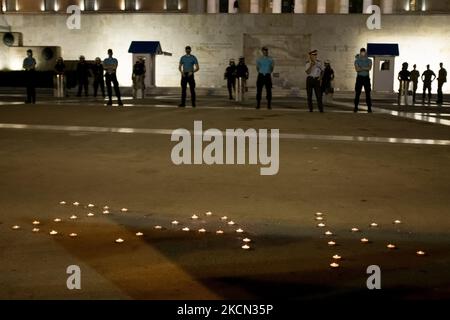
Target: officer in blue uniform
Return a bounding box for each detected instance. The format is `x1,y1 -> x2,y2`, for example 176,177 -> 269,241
256,47 -> 274,109
178,46 -> 199,108
103,49 -> 123,106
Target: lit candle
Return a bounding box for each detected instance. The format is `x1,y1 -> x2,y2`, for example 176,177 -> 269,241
103,206 -> 109,210
32,221 -> 40,225
315,212 -> 324,217
242,245 -> 251,250
136,232 -> 144,237
121,208 -> 128,213
69,233 -> 78,238
243,238 -> 251,243
332,255 -> 342,260
191,214 -> 199,220
236,228 -> 244,233
227,221 -> 236,226
325,231 -> 333,236
73,202 -> 80,206
394,220 -> 402,225
154,226 -> 163,230
59,201 -> 66,205
87,204 -> 95,208
115,238 -> 124,243
361,238 -> 369,243
50,230 -> 58,235
387,244 -> 396,249
32,228 -> 40,233
87,213 -> 95,217
171,221 -> 179,225
70,215 -> 78,220
102,210 -> 109,215
182,227 -> 190,232
315,217 -> 324,221
317,223 -> 326,228
216,230 -> 224,235
351,228 -> 360,232
221,216 -> 228,221
330,262 -> 340,268
370,223 -> 378,228
205,212 -> 213,216
328,241 -> 336,246
198,228 -> 206,233
416,251 -> 426,256
54,218 -> 62,223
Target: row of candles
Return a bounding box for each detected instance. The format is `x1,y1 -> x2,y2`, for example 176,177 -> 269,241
314,212 -> 427,269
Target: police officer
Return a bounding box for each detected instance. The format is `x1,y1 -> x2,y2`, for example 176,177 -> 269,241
54,57 -> 67,98
76,55 -> 90,97
305,49 -> 324,112
421,64 -> 436,104
103,49 -> 123,106
23,49 -> 36,104
354,48 -> 373,113
224,59 -> 237,100
132,58 -> 146,99
256,47 -> 274,109
178,46 -> 199,108
437,63 -> 447,105
92,57 -> 105,98
410,64 -> 420,103
236,56 -> 249,99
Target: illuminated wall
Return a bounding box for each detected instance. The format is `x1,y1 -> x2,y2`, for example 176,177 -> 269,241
2,13 -> 450,93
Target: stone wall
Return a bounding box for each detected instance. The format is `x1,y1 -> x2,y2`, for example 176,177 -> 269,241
2,13 -> 450,92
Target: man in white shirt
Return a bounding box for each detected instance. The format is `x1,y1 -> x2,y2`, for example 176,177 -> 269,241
305,49 -> 324,113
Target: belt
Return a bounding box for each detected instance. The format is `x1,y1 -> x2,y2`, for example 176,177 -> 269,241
259,73 -> 271,76
307,76 -> 320,80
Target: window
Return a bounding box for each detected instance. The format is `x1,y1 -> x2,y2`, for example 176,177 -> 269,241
84,0 -> 96,11
282,0 -> 294,13
125,0 -> 137,11
219,0 -> 228,13
166,0 -> 179,11
44,0 -> 56,11
349,0 -> 363,13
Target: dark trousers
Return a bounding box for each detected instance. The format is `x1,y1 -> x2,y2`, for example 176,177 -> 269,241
77,78 -> 89,96
25,70 -> 36,103
93,77 -> 105,97
105,73 -> 122,102
181,73 -> 196,106
256,74 -> 272,106
307,76 -> 323,112
412,81 -> 418,102
437,81 -> 444,103
354,75 -> 372,110
423,82 -> 432,103
227,78 -> 236,99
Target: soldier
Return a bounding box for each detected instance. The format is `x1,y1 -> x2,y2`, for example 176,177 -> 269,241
178,46 -> 199,108
437,63 -> 447,105
23,49 -> 37,104
54,57 -> 67,97
236,56 -> 249,100
132,58 -> 146,99
256,47 -> 274,109
76,55 -> 90,97
92,57 -> 105,98
224,59 -> 237,100
421,64 -> 436,104
305,49 -> 324,112
321,60 -> 335,104
410,64 -> 420,103
354,48 -> 373,113
103,49 -> 123,106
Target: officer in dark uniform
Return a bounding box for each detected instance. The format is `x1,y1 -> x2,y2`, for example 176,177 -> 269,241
92,57 -> 105,98
410,64 -> 420,103
421,65 -> 436,104
132,58 -> 146,99
236,56 -> 249,98
224,59 -> 237,100
437,63 -> 447,105
23,49 -> 37,104
76,55 -> 90,97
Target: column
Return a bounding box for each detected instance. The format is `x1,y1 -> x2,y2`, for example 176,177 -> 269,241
317,0 -> 326,13
381,0 -> 393,13
207,0 -> 218,13
272,0 -> 282,13
294,0 -> 306,13
250,0 -> 259,13
363,0 -> 372,13
339,0 -> 349,13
